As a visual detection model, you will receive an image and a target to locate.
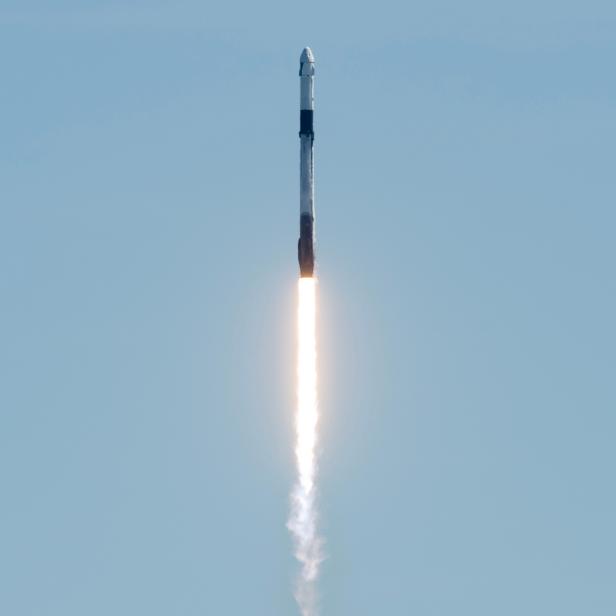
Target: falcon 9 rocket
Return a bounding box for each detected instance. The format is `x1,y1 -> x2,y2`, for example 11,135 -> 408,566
298,47 -> 316,278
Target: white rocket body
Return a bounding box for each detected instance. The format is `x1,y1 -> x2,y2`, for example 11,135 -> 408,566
298,47 -> 315,277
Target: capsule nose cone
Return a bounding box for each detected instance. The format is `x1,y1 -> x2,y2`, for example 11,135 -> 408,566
300,47 -> 315,63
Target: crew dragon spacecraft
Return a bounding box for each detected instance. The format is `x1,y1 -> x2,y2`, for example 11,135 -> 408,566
298,47 -> 316,278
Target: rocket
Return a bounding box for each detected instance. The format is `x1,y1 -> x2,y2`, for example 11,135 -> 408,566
298,47 -> 316,278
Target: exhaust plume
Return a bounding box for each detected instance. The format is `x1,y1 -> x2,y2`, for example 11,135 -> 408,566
288,277 -> 323,615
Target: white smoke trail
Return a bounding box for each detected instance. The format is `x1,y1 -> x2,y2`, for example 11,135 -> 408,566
288,277 -> 323,616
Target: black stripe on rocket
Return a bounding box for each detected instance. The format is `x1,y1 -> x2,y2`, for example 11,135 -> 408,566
299,110 -> 314,138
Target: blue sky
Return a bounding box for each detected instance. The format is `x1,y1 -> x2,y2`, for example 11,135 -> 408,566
1,2 -> 615,614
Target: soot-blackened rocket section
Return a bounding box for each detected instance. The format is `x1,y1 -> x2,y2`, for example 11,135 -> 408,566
298,47 -> 315,278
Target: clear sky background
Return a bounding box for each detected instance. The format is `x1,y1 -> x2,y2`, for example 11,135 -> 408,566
1,1 -> 615,614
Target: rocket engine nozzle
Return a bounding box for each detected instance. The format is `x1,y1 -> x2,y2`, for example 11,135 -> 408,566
298,213 -> 314,278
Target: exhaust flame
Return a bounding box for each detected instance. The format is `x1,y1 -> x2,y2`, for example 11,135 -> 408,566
288,277 -> 323,615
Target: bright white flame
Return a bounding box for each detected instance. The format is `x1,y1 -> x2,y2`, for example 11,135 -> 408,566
288,277 -> 323,615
